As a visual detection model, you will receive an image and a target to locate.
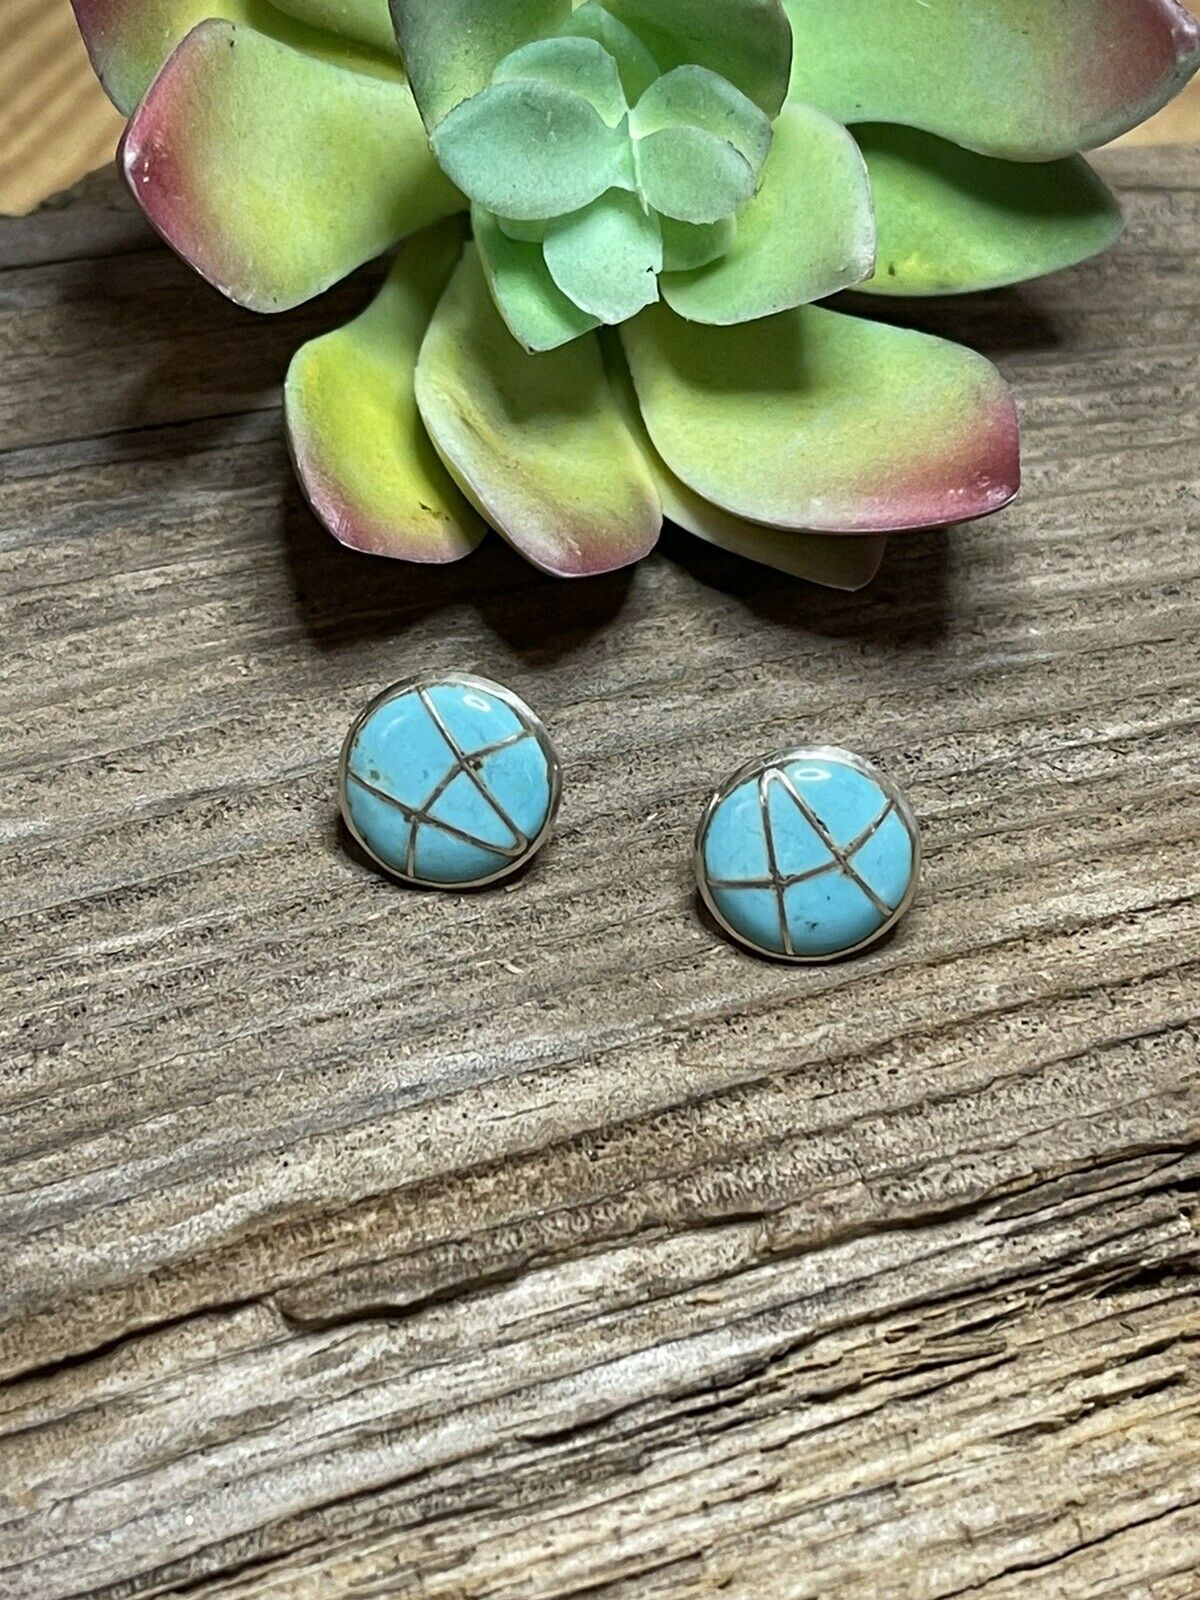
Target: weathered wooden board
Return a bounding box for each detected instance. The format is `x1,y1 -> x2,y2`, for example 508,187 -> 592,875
0,148 -> 1197,1600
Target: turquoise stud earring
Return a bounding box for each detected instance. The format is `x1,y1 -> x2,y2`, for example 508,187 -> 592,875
696,746 -> 921,962
339,673 -> 562,889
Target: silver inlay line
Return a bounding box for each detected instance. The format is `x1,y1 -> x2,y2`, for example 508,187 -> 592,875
770,770 -> 894,920
417,688 -> 532,851
419,726 -> 533,821
705,799 -> 899,893
346,770 -> 529,861
757,768 -> 794,959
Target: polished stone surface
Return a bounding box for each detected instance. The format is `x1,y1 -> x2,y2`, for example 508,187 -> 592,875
341,675 -> 559,888
698,747 -> 920,961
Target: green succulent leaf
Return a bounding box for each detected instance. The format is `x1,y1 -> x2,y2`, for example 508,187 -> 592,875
605,335 -> 887,588
856,124 -> 1124,295
416,246 -> 662,576
544,191 -> 663,323
71,0 -> 400,115
662,100 -> 875,323
285,218 -> 484,564
493,36 -> 629,126
497,215 -> 550,244
431,80 -> 627,221
621,301 -> 1020,532
270,0 -> 395,53
631,65 -> 773,178
562,0 -> 660,102
784,0 -> 1200,160
635,127 -> 757,225
120,19 -> 462,313
392,0 -> 572,128
659,217 -> 737,272
474,207 -> 600,352
77,0 -> 1197,589
603,0 -> 793,117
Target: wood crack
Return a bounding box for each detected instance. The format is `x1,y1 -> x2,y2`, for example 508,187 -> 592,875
934,1500 -> 1199,1600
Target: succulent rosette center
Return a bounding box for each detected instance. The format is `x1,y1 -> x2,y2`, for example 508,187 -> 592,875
393,0 -> 816,354
427,22 -> 774,329
71,0 -> 1200,581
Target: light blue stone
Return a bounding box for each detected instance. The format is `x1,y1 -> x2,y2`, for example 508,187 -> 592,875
412,820 -> 508,886
782,757 -> 889,847
343,780 -> 414,880
782,870 -> 882,958
478,739 -> 555,841
766,777 -> 836,878
429,771 -> 520,851
704,780 -> 770,881
851,807 -> 915,913
700,748 -> 919,962
342,675 -> 558,888
426,682 -> 524,752
710,885 -> 787,957
352,691 -> 451,812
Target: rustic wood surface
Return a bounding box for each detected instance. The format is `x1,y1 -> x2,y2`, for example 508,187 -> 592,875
1,147 -> 1198,1599
4,0 -> 1198,214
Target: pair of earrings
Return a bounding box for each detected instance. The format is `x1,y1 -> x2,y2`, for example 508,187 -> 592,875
339,673 -> 920,964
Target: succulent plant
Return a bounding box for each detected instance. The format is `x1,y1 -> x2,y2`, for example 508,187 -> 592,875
74,0 -> 1199,584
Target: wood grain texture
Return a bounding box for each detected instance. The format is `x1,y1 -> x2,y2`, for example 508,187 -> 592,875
0,148 -> 1198,1599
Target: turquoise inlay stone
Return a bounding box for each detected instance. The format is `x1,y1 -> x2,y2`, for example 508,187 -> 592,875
697,747 -> 920,962
340,674 -> 561,888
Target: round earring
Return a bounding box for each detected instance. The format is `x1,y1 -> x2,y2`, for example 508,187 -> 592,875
339,672 -> 562,890
696,745 -> 921,963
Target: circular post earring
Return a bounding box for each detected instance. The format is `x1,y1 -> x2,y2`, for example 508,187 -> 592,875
339,672 -> 562,889
696,745 -> 921,963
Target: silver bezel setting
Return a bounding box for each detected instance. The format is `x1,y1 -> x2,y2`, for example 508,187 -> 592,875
695,744 -> 922,964
339,672 -> 563,891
